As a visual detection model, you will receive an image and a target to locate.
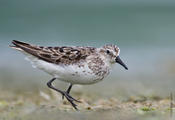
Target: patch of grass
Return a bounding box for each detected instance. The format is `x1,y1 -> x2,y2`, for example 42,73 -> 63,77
140,106 -> 155,111
137,107 -> 156,115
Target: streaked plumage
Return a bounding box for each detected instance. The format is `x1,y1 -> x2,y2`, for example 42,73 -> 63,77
10,40 -> 128,110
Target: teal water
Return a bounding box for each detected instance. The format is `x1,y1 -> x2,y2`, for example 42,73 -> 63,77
0,1 -> 175,47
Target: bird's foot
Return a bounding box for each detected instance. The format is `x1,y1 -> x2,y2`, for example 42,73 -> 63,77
62,91 -> 81,110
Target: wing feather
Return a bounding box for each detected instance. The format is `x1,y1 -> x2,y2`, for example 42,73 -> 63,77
11,40 -> 96,65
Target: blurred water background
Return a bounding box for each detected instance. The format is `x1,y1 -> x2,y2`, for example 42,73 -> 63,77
0,0 -> 175,119
1,0 -> 175,97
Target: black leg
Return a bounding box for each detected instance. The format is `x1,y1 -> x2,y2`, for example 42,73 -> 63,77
47,78 -> 64,94
67,83 -> 72,94
62,83 -> 72,99
47,78 -> 80,110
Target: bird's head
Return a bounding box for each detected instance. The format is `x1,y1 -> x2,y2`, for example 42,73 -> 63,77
99,44 -> 128,70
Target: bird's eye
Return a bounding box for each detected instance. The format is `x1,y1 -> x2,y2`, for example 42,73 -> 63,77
106,50 -> 110,54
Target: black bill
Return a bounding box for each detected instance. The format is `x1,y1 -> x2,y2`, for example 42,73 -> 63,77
115,56 -> 128,70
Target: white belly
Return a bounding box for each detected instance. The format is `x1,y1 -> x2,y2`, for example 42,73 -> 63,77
25,55 -> 105,85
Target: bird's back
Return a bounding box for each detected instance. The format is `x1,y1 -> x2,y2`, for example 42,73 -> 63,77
10,40 -> 109,84
10,40 -> 96,65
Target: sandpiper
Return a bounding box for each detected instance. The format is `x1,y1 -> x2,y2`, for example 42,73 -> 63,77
10,40 -> 128,110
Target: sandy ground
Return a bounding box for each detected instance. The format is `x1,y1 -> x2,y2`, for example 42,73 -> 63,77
0,89 -> 174,120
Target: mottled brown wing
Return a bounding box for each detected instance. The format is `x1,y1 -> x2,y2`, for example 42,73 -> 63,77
11,40 -> 96,65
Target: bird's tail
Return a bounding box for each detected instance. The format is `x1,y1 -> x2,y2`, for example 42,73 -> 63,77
9,40 -> 31,51
9,40 -> 41,56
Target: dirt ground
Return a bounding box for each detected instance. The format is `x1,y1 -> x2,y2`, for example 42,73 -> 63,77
0,89 -> 174,120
